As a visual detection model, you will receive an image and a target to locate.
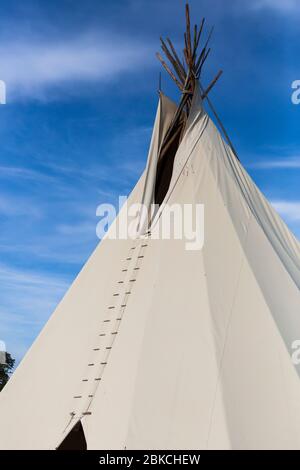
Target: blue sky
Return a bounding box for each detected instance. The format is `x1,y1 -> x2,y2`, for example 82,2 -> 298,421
0,0 -> 299,363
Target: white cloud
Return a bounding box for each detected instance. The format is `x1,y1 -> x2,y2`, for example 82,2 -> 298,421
56,221 -> 96,237
0,193 -> 42,217
0,263 -> 70,362
0,32 -> 152,100
0,165 -> 57,183
251,0 -> 299,13
271,200 -> 300,222
0,263 -> 68,291
249,157 -> 300,169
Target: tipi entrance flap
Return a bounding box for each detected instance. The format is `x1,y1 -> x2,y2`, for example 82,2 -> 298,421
138,93 -> 177,233
150,82 -> 208,231
154,104 -> 186,206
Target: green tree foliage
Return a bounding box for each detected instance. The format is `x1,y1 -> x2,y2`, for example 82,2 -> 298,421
0,353 -> 15,391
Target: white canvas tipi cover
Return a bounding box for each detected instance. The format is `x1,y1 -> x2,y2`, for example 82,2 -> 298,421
0,86 -> 300,450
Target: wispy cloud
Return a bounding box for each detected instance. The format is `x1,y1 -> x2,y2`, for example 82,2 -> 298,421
0,263 -> 68,291
0,193 -> 42,217
251,0 -> 299,13
271,200 -> 300,222
0,165 -> 57,183
0,32 -> 152,100
249,157 -> 300,169
0,263 -> 69,362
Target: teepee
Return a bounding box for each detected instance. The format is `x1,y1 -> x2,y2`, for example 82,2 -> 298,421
0,4 -> 300,450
